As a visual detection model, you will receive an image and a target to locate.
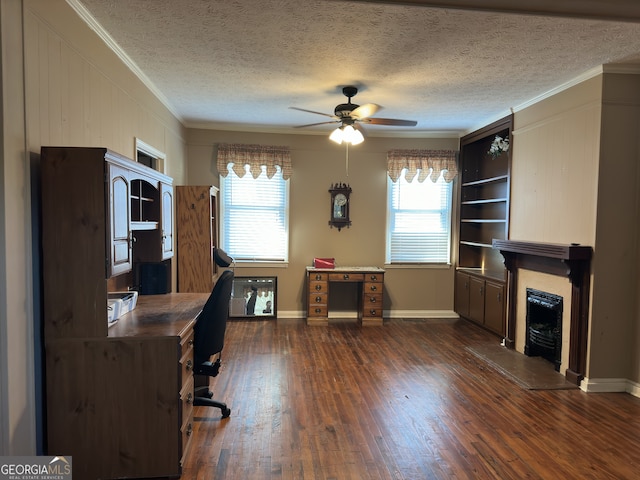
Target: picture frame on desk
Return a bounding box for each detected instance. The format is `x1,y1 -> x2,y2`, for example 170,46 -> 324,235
229,276 -> 277,318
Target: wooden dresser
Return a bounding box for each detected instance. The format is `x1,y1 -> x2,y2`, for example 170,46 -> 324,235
306,267 -> 385,326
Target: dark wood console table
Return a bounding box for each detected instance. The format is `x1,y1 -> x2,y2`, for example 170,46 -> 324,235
306,266 -> 385,326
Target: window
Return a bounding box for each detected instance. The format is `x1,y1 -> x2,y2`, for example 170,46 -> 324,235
220,164 -> 289,262
386,171 -> 453,264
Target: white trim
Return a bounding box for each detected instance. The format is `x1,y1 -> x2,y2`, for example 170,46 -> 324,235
275,310 -> 459,320
135,138 -> 166,174
626,380 -> 640,398
581,377 -> 631,393
65,0 -> 182,121
385,309 -> 459,319
135,138 -> 166,162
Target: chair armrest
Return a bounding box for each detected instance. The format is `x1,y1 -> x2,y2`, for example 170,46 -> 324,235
194,358 -> 221,377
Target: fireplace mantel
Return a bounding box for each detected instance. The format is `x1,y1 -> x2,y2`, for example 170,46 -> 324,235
492,239 -> 592,385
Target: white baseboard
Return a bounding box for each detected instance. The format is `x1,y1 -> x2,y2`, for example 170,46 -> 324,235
385,310 -> 459,319
581,377 -> 640,398
275,310 -> 459,320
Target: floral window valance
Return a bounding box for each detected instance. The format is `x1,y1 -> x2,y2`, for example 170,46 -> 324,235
217,143 -> 292,180
387,149 -> 458,183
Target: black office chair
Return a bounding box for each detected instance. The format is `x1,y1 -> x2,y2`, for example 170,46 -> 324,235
193,249 -> 234,418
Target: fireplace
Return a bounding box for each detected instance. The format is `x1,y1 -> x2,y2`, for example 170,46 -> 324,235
493,240 -> 592,385
525,289 -> 563,371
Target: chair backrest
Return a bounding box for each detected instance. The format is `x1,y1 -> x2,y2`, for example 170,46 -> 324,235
194,269 -> 234,365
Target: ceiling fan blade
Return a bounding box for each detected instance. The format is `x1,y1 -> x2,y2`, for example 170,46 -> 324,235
293,120 -> 340,128
289,106 -> 336,118
350,103 -> 380,120
362,117 -> 418,127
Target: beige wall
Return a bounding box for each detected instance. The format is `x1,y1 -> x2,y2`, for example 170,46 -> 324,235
186,129 -> 459,316
1,0 -> 188,454
511,72 -> 640,386
592,73 -> 640,380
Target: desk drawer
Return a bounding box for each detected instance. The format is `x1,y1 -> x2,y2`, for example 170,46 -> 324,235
180,413 -> 194,464
363,306 -> 383,318
363,293 -> 383,309
180,328 -> 194,359
180,375 -> 194,419
308,305 -> 328,317
180,346 -> 194,388
364,281 -> 383,294
308,292 -> 327,306
309,280 -> 328,294
329,273 -> 363,282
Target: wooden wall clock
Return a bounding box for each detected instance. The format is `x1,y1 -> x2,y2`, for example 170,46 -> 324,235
328,183 -> 351,231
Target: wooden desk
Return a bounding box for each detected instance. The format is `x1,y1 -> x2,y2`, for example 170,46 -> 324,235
306,266 -> 385,326
45,293 -> 208,480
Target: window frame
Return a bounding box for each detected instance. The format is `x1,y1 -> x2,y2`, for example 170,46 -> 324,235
219,165 -> 290,265
385,171 -> 454,265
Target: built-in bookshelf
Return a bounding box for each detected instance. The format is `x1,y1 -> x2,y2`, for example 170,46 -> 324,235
455,115 -> 512,336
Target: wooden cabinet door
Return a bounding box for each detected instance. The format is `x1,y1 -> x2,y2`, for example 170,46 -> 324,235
454,271 -> 470,318
484,281 -> 505,335
468,276 -> 486,325
108,163 -> 132,277
176,186 -> 216,292
161,183 -> 174,260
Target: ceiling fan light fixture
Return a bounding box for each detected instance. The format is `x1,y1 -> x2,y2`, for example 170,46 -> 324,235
330,124 -> 364,145
329,126 -> 345,144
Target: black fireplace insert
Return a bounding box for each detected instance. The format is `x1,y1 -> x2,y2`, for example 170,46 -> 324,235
525,288 -> 563,371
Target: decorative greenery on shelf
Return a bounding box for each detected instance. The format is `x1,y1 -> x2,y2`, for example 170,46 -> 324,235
488,135 -> 509,159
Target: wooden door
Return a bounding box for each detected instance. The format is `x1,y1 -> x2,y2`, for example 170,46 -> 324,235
454,271 -> 470,318
484,281 -> 505,335
468,276 -> 485,325
177,186 -> 215,292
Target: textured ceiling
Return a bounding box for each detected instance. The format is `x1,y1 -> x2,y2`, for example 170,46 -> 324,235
71,0 -> 640,136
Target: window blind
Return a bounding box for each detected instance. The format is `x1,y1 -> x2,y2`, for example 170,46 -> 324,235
220,165 -> 289,262
386,172 -> 453,263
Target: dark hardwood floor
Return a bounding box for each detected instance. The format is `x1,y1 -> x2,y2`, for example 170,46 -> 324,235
182,317 -> 640,479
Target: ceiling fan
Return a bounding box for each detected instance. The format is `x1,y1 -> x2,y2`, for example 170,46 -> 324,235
290,86 -> 417,144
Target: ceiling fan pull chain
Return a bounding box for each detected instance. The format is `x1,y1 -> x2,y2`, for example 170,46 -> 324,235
345,143 -> 349,177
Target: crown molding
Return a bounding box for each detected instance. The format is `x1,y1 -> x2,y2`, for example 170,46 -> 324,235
65,0 -> 183,122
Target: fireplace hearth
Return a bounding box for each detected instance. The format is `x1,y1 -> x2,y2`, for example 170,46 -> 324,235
526,288 -> 563,371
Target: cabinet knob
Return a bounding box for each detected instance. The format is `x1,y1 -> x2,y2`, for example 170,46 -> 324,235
315,308 -> 322,314
186,423 -> 193,436
370,275 -> 377,281
315,284 -> 322,291
343,274 -> 349,280
315,296 -> 322,303
315,274 -> 322,280
189,339 -> 194,346
369,297 -> 376,303
186,392 -> 193,405
369,309 -> 377,315
185,360 -> 193,371
370,285 -> 377,291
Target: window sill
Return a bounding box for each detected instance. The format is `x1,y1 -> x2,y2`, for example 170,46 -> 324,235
383,263 -> 452,270
234,261 -> 289,268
